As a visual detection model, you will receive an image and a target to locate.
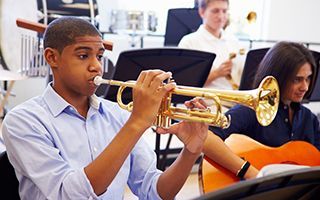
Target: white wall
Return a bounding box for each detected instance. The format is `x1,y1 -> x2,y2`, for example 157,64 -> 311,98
261,0 -> 320,43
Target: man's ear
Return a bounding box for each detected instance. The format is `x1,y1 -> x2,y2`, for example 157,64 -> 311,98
44,48 -> 59,69
198,7 -> 205,18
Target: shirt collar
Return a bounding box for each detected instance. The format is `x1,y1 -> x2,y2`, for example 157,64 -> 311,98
279,101 -> 302,111
198,25 -> 226,41
43,84 -> 103,117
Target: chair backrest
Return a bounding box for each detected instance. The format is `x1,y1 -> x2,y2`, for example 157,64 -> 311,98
164,8 -> 202,46
239,48 -> 269,91
0,151 -> 20,199
239,48 -> 320,102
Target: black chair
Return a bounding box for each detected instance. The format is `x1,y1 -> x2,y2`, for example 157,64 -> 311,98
238,48 -> 269,91
239,48 -> 320,102
194,167 -> 320,200
0,151 -> 20,200
164,8 -> 202,47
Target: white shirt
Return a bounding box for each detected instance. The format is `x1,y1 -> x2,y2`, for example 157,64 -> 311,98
179,25 -> 245,90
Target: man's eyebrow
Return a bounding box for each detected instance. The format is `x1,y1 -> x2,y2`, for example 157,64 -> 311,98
74,46 -> 105,52
74,46 -> 92,51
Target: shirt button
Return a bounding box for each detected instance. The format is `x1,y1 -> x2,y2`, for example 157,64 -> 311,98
284,118 -> 289,123
93,147 -> 98,152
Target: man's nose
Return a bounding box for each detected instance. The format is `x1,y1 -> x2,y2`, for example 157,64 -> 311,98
89,57 -> 102,72
301,79 -> 309,91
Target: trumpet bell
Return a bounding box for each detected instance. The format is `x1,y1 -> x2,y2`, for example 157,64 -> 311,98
255,76 -> 279,126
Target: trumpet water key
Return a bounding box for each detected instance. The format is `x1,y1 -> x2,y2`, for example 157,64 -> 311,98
94,75 -> 279,129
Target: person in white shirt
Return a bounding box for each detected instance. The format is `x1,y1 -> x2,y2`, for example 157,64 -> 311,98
179,0 -> 244,90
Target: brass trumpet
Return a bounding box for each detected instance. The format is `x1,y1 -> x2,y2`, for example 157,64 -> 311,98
94,76 -> 279,129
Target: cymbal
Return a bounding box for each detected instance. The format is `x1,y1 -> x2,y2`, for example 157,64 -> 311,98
0,69 -> 27,80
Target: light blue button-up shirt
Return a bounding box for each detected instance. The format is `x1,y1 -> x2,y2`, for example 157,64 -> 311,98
0,135 -> 5,153
2,84 -> 162,200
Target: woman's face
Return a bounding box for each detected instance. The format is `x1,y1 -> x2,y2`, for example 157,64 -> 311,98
282,62 -> 312,104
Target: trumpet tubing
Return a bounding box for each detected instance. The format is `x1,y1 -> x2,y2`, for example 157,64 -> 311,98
94,76 -> 279,128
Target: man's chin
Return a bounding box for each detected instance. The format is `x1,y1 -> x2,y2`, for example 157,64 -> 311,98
293,97 -> 304,103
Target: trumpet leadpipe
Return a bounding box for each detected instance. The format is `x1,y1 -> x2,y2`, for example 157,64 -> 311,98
94,76 -> 135,87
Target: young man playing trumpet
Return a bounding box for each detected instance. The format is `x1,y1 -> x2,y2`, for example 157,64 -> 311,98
2,17 -> 208,200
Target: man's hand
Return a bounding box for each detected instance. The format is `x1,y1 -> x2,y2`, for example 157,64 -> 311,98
157,121 -> 208,154
156,98 -> 208,154
129,70 -> 176,129
215,59 -> 233,78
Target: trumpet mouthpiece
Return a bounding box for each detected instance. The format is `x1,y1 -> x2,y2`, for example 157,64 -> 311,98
94,76 -> 103,86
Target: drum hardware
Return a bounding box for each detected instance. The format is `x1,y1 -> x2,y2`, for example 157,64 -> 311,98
1,0 -> 104,77
37,0 -> 98,25
16,18 -> 110,76
94,75 -> 279,129
109,9 -> 158,47
127,11 -> 145,32
147,11 -> 158,32
20,34 -> 47,77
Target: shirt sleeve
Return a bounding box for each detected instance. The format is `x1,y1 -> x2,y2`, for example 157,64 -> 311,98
209,105 -> 256,140
126,135 -> 163,200
178,35 -> 193,49
2,109 -> 99,200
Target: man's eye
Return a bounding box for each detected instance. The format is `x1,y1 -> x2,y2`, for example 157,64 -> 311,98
293,78 -> 300,83
97,55 -> 103,61
79,55 -> 88,59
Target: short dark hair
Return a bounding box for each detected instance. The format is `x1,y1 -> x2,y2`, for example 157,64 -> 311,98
43,17 -> 102,53
253,41 -> 317,99
198,0 -> 229,9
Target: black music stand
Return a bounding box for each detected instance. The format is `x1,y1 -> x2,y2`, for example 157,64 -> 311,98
164,8 -> 202,47
106,48 -> 215,104
105,48 -> 215,170
195,166 -> 320,200
239,48 -> 320,102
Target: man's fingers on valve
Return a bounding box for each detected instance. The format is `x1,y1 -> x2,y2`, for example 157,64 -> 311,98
155,82 -> 176,95
149,71 -> 172,90
140,70 -> 165,88
135,70 -> 147,86
185,97 -> 207,109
